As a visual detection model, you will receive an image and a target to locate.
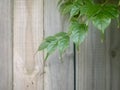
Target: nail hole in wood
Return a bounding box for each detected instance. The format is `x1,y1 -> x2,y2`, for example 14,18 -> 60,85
111,50 -> 116,58
27,85 -> 29,87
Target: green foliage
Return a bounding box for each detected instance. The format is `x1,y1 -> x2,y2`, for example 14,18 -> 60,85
38,0 -> 120,60
69,20 -> 88,49
38,32 -> 69,60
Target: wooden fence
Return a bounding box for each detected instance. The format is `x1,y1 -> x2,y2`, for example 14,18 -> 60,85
0,0 -> 120,90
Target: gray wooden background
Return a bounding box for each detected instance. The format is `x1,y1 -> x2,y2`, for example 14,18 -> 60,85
0,0 -> 120,90
0,0 -> 13,90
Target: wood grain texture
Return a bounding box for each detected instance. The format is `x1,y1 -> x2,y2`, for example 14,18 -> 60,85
14,0 -> 44,90
76,20 -> 120,90
44,0 -> 74,90
0,0 -> 13,90
109,21 -> 120,90
76,24 -> 110,90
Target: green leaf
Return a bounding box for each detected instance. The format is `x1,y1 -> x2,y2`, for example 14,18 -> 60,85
102,4 -> 119,19
38,36 -> 57,60
69,21 -> 88,48
58,35 -> 69,57
38,36 -> 56,51
68,20 -> 80,34
92,14 -> 111,33
44,40 -> 58,60
89,4 -> 119,33
59,2 -> 73,15
46,40 -> 58,54
55,32 -> 67,37
70,5 -> 80,18
80,3 -> 101,18
45,36 -> 56,42
55,32 -> 69,58
38,41 -> 49,51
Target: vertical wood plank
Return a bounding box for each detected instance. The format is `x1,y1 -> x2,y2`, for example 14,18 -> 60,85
14,0 -> 44,90
0,0 -> 13,90
76,24 -> 110,90
109,21 -> 120,90
44,0 -> 74,90
105,26 -> 111,90
76,24 -> 94,90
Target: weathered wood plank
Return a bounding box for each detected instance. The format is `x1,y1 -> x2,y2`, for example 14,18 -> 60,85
109,21 -> 120,90
44,0 -> 74,90
14,0 -> 44,90
105,26 -> 111,90
0,0 -> 13,90
76,25 -> 94,90
76,24 -> 110,90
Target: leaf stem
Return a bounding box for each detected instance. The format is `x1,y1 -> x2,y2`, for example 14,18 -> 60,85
102,0 -> 109,6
